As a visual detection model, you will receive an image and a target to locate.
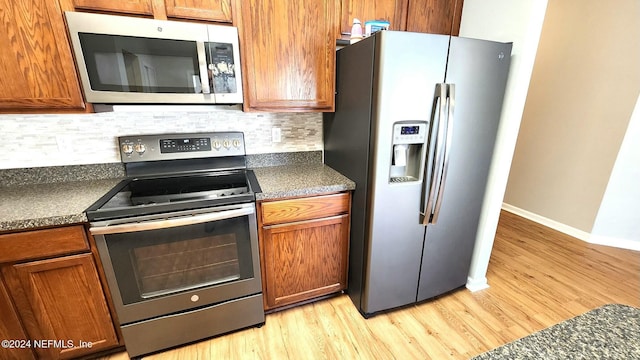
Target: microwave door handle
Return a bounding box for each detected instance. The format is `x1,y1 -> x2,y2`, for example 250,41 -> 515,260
421,83 -> 446,225
90,206 -> 254,235
431,84 -> 455,224
196,41 -> 211,94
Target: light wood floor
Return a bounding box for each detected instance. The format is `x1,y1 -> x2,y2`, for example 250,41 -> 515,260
101,210 -> 640,359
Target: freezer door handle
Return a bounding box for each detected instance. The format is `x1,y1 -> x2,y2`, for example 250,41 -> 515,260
431,84 -> 455,224
421,83 -> 447,225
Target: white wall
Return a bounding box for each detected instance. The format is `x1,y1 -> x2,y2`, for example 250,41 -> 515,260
502,0 -> 640,237
591,95 -> 640,250
458,0 -> 548,291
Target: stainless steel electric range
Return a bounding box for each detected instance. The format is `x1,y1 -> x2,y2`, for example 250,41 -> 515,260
86,132 -> 264,358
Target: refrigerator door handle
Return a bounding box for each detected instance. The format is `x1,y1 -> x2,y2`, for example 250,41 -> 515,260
421,83 -> 447,225
431,84 -> 455,224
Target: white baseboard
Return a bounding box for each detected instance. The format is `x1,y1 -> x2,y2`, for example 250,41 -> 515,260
501,203 -> 640,251
466,276 -> 490,292
589,234 -> 640,251
501,203 -> 591,241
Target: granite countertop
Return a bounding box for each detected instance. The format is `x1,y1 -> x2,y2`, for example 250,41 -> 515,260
0,179 -> 123,232
252,163 -> 355,201
0,160 -> 355,233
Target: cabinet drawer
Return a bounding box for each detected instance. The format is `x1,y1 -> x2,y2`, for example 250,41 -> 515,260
261,193 -> 350,225
0,226 -> 89,263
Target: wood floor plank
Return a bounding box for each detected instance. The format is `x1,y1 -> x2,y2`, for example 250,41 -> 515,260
98,210 -> 640,359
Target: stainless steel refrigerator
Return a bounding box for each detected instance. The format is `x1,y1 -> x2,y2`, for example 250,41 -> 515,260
323,31 -> 512,317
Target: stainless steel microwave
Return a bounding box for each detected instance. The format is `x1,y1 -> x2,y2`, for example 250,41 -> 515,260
65,11 -> 243,104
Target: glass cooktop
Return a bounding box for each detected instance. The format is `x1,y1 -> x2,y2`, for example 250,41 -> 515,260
86,170 -> 258,221
128,172 -> 248,205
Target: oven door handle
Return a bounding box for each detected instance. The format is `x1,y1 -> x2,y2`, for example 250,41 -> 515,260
90,206 -> 254,235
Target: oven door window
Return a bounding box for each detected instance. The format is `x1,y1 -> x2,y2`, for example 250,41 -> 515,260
104,215 -> 254,305
78,33 -> 202,94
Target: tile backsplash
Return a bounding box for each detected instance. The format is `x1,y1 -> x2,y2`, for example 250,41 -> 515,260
0,107 -> 323,169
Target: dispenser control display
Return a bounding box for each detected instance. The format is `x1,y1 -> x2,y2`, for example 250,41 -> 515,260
390,121 -> 428,182
401,126 -> 420,135
393,122 -> 427,145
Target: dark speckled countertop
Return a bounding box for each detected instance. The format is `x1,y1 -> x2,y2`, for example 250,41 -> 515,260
0,152 -> 355,233
252,164 -> 355,200
0,179 -> 124,232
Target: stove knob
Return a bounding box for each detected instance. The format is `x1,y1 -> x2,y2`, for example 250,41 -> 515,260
134,143 -> 146,155
222,140 -> 231,149
233,139 -> 241,148
212,140 -> 222,150
122,144 -> 134,155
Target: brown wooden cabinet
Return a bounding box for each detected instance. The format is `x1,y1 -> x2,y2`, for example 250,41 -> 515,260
164,0 -> 232,22
0,226 -> 119,360
0,277 -> 35,360
258,192 -> 351,311
406,0 -> 463,36
72,0 -> 154,16
73,0 -> 232,22
235,0 -> 339,112
340,0 -> 463,36
340,0 -> 408,35
0,0 -> 84,112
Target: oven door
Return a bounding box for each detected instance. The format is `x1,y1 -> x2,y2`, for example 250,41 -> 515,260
90,203 -> 261,325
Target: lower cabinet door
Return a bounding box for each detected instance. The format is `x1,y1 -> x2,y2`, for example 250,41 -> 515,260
0,278 -> 35,360
2,253 -> 118,360
262,214 -> 350,309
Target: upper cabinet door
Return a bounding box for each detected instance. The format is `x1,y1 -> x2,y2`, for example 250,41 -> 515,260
73,0 -> 231,22
165,0 -> 232,22
236,0 -> 338,112
0,0 -> 84,111
406,0 -> 463,36
72,0 -> 154,15
340,0 -> 463,37
340,0 -> 408,35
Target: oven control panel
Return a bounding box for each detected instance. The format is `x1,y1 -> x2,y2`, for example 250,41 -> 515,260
160,137 -> 212,153
119,132 -> 245,162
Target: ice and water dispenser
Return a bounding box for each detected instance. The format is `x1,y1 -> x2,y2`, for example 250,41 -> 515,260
390,121 -> 428,182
